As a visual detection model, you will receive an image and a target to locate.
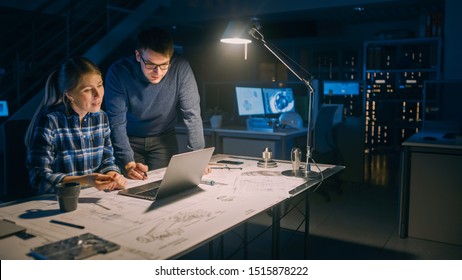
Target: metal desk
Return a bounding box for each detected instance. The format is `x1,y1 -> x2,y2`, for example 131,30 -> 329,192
0,154 -> 343,259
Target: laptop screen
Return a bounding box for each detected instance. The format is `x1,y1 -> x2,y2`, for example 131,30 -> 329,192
118,147 -> 215,201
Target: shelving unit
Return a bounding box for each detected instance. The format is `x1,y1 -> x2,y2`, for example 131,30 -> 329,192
314,48 -> 364,119
313,48 -> 361,81
363,37 -> 442,153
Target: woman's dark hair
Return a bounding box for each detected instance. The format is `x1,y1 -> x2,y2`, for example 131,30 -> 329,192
25,57 -> 102,149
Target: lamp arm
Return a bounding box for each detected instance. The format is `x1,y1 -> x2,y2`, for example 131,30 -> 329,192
250,28 -> 313,91
250,27 -> 316,174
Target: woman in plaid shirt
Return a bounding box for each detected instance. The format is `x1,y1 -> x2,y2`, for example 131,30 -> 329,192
25,57 -> 126,194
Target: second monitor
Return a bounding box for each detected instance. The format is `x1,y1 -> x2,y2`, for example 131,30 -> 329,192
235,86 -> 295,117
323,81 -> 360,96
262,87 -> 295,114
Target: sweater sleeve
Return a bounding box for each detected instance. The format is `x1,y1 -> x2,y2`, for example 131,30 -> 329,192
104,63 -> 135,167
97,113 -> 122,174
177,60 -> 205,150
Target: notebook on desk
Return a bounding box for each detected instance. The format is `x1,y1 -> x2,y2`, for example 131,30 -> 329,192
118,147 -> 215,201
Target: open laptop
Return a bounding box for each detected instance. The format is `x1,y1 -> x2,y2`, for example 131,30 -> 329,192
118,147 -> 215,201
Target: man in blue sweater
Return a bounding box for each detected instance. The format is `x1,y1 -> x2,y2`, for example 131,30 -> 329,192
104,27 -> 205,180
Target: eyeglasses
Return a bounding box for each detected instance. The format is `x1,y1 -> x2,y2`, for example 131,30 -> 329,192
139,55 -> 170,70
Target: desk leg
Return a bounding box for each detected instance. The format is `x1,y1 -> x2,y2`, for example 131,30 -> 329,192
304,191 -> 310,259
208,237 -> 224,259
399,147 -> 410,238
272,204 -> 280,259
220,235 -> 225,259
208,240 -> 214,259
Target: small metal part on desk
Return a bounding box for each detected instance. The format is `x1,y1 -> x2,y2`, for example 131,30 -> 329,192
291,147 -> 301,172
257,147 -> 277,168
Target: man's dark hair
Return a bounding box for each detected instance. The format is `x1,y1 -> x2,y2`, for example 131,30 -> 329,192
137,27 -> 174,58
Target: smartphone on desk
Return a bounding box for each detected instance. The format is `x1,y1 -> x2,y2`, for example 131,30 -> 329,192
217,160 -> 244,165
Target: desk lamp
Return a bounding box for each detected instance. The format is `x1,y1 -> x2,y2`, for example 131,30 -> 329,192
220,20 -> 252,60
221,19 -> 319,179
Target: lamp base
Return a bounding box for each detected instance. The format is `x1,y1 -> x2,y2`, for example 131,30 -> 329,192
281,169 -> 320,179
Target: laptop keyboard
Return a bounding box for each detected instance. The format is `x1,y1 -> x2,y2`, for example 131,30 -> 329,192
137,187 -> 159,198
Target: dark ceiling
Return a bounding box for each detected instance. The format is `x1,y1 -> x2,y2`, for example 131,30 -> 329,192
0,0 -> 445,42
161,0 -> 442,24
149,0 -> 444,41
0,0 -> 446,51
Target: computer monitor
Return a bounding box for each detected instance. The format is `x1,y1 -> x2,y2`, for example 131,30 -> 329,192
262,87 -> 295,114
423,81 -> 462,133
323,81 -> 360,96
235,86 -> 265,116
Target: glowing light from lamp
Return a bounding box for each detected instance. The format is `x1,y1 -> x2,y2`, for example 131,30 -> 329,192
220,38 -> 251,44
220,20 -> 252,59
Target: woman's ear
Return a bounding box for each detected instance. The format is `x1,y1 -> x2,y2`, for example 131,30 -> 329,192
65,93 -> 74,103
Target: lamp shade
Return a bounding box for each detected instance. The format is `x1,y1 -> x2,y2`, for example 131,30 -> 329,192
220,21 -> 252,44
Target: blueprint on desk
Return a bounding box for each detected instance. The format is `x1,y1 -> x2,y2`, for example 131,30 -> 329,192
0,156 -> 333,259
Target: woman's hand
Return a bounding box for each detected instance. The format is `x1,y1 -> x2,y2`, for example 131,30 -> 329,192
80,173 -> 126,191
106,171 -> 127,189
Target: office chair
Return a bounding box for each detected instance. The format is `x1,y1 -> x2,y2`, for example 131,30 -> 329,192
312,104 -> 341,161
334,116 -> 365,185
2,119 -> 34,201
312,104 -> 343,201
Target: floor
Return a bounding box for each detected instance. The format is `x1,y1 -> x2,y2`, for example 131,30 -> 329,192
182,153 -> 462,260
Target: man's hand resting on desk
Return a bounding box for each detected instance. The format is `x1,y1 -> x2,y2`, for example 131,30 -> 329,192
125,162 -> 148,180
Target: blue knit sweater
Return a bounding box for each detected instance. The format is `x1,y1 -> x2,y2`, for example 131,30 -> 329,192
104,55 -> 205,166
